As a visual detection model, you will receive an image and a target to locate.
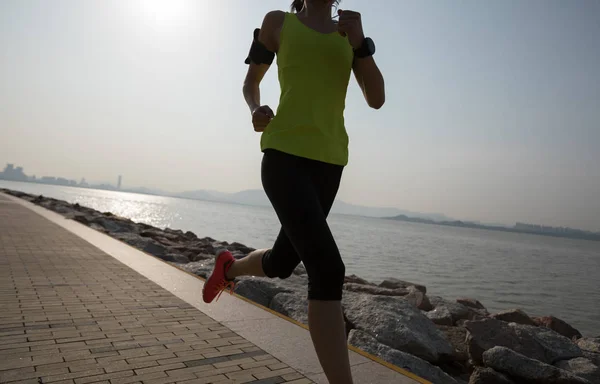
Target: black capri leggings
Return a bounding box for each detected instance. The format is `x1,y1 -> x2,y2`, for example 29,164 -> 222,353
260,149 -> 346,301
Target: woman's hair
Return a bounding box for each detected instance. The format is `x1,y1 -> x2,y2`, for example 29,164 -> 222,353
290,1 -> 340,13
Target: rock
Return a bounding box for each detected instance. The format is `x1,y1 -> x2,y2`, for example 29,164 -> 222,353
270,293 -> 308,325
430,296 -> 471,324
178,260 -> 215,279
65,211 -> 91,225
457,298 -> 486,310
348,330 -> 459,384
188,253 -> 213,262
404,286 -> 433,311
89,223 -> 108,233
140,229 -> 181,242
184,231 -> 197,240
190,241 -> 217,256
227,242 -> 255,255
437,325 -> 469,362
491,309 -> 537,326
576,337 -> 600,353
292,264 -> 307,276
379,278 -> 426,294
466,307 -> 490,321
582,351 -> 600,367
344,274 -> 375,286
143,242 -> 168,258
483,346 -> 591,384
465,318 -> 582,365
468,367 -> 515,384
342,292 -> 454,362
427,306 -> 454,326
52,203 -> 74,214
343,283 -> 409,297
161,253 -> 189,263
92,216 -> 135,233
555,357 -> 600,383
233,277 -> 296,308
533,316 -> 583,340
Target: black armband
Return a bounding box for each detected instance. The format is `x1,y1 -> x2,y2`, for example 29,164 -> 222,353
244,28 -> 275,65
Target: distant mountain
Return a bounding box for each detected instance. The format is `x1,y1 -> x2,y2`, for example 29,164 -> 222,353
174,188 -> 451,221
331,200 -> 452,221
386,214 -> 600,241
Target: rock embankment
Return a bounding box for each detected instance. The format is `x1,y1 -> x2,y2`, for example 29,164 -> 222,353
4,189 -> 598,384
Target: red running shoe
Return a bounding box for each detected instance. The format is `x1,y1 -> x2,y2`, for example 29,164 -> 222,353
202,249 -> 236,303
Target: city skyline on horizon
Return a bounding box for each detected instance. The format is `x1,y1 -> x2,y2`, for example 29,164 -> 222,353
1,1 -> 599,232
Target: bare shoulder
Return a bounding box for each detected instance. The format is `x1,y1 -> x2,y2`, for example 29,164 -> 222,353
262,10 -> 286,29
258,10 -> 286,52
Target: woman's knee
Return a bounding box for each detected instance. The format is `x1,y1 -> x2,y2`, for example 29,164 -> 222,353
306,257 -> 346,301
262,249 -> 300,280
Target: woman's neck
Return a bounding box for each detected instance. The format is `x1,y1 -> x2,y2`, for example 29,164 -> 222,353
299,2 -> 332,22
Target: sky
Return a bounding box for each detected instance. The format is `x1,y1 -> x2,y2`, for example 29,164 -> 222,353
1,0 -> 599,231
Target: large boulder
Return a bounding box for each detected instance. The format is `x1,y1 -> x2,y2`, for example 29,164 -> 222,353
468,367 -> 515,384
491,309 -> 536,326
379,278 -> 426,294
65,211 -> 92,225
233,277 -> 295,308
161,253 -> 189,263
92,216 -> 135,233
483,346 -> 591,384
576,337 -> 600,354
177,259 -> 215,279
555,357 -> 600,383
226,242 -> 255,255
343,283 -> 410,297
348,330 -> 459,384
437,325 -> 469,362
457,298 -> 486,310
582,351 -> 600,367
142,228 -> 186,242
465,319 -> 583,365
533,316 -> 583,340
404,286 -> 433,311
430,296 -> 471,324
342,292 -> 454,362
344,274 -> 375,286
270,293 -> 308,325
184,231 -> 198,240
427,306 -> 454,326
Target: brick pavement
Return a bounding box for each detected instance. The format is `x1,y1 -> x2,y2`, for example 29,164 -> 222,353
0,195 -> 312,384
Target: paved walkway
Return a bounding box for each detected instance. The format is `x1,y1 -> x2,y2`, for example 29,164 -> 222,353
0,193 -> 425,384
0,195 -> 310,384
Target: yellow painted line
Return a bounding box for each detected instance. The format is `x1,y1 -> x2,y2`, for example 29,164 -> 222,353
8,193 -> 430,384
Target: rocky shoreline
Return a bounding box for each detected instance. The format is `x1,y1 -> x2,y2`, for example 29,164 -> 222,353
3,188 -> 599,384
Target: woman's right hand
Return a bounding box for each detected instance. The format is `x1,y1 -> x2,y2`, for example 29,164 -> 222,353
252,105 -> 274,132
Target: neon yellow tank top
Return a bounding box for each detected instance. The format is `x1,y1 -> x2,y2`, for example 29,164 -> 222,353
260,12 -> 354,166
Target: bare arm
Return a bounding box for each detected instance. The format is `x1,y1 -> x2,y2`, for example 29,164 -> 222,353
353,56 -> 385,109
337,9 -> 386,109
242,11 -> 284,114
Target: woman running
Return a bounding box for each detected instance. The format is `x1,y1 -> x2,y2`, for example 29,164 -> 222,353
203,1 -> 385,382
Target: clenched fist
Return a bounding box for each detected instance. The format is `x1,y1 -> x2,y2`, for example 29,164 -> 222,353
251,105 -> 274,132
337,9 -> 365,49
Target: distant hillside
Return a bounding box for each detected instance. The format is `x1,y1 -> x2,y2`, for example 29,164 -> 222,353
174,188 -> 450,221
386,214 -> 600,242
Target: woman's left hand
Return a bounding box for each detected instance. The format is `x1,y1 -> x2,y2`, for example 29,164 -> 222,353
337,9 -> 365,49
